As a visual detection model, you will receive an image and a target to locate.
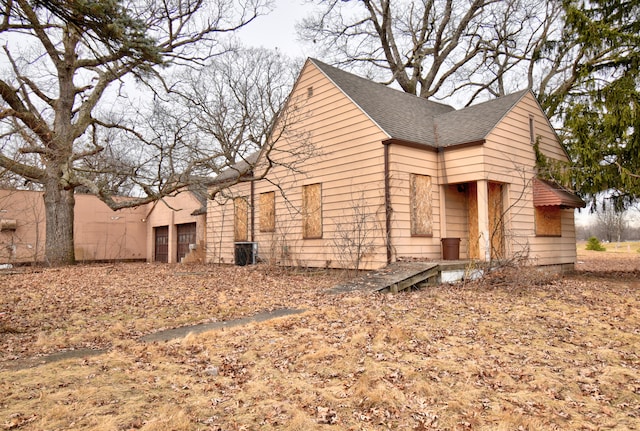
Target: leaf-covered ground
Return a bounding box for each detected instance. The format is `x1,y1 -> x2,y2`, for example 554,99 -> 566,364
1,252 -> 639,430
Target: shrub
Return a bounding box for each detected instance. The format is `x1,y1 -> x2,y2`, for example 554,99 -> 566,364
585,236 -> 606,251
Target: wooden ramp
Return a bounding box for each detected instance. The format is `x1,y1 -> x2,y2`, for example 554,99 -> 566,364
328,261 -> 441,294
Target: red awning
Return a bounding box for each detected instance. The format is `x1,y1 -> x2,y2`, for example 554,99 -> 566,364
533,178 -> 585,208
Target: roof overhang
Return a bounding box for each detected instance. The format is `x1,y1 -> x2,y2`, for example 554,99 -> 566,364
533,178 -> 586,209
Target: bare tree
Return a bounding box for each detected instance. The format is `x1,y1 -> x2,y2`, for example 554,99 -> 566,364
171,47 -> 306,184
298,0 -> 635,119
595,203 -> 627,243
0,0 -> 271,265
181,49 -> 316,201
299,0 -> 505,100
331,191 -> 382,272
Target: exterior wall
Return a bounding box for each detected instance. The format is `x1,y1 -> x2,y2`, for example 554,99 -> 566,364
482,92 -> 576,265
439,144 -> 486,184
442,185 -> 470,258
74,194 -> 147,262
0,190 -> 46,263
1,189 -> 203,265
207,61 -> 389,269
0,190 -> 147,264
206,78 -> 578,269
207,183 -> 251,265
387,144 -> 441,261
387,92 -> 577,266
145,192 -> 206,263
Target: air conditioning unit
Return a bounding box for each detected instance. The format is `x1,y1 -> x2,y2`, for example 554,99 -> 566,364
234,242 -> 257,266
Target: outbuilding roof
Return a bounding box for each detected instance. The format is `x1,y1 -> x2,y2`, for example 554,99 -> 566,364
310,58 -> 529,148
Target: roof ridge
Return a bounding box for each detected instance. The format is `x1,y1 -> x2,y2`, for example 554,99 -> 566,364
309,58 -> 454,111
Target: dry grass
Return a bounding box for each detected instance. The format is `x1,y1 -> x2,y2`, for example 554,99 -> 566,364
1,257 -> 640,430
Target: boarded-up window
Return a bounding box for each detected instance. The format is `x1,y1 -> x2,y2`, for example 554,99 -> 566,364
260,191 -> 276,232
535,206 -> 561,236
410,174 -> 433,236
234,197 -> 248,241
302,183 -> 322,239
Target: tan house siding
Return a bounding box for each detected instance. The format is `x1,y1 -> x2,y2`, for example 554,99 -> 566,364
439,145 -> 486,184
206,60 -> 581,270
482,92 -> 575,265
387,145 -> 442,261
207,183 -> 251,264
206,61 -> 389,269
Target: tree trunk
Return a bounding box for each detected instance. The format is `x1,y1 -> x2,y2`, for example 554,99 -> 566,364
43,181 -> 76,266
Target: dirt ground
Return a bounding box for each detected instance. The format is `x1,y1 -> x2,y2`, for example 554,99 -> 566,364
1,251 -> 639,430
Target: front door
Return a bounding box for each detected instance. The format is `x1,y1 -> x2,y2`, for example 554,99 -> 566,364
466,182 -> 480,259
177,223 -> 197,262
155,226 -> 169,263
488,182 -> 505,259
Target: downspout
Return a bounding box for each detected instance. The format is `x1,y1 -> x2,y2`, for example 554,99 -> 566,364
383,141 -> 392,264
250,179 -> 255,242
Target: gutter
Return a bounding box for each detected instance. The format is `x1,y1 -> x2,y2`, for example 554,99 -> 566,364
383,142 -> 392,264
250,179 -> 255,242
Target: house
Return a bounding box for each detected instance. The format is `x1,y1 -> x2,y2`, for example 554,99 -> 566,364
206,58 -> 585,271
0,189 -> 206,265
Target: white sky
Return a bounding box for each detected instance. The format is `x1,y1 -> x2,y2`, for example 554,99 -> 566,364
237,0 -> 311,59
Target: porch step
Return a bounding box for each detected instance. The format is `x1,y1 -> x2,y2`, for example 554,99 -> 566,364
328,261 -> 441,294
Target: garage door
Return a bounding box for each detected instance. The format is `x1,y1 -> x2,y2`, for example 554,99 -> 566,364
155,226 -> 169,263
177,223 -> 196,262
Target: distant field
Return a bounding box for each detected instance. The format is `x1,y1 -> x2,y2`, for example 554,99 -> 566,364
577,240 -> 640,254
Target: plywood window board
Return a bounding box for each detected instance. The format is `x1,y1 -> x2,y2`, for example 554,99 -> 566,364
488,182 -> 505,259
466,182 -> 480,259
535,206 -> 561,237
302,183 -> 322,239
260,191 -> 276,232
234,197 -> 249,241
410,174 -> 433,237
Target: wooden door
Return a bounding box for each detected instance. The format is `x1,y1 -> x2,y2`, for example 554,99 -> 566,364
488,182 -> 505,259
467,182 -> 480,259
155,226 -> 169,263
177,223 -> 196,262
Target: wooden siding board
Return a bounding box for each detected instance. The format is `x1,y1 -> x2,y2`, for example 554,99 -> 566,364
208,66 -> 578,269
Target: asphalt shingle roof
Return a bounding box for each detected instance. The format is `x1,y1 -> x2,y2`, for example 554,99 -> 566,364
310,58 -> 528,148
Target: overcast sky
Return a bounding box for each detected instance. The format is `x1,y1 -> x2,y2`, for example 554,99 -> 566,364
237,0 -> 312,59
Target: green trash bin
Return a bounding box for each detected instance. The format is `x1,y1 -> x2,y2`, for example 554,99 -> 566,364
441,238 -> 460,260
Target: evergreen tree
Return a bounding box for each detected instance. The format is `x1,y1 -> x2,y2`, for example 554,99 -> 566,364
558,0 -> 640,208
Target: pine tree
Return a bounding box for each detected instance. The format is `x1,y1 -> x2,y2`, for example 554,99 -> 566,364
560,0 -> 640,208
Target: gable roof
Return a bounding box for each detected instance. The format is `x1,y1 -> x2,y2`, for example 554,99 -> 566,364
434,90 -> 529,147
310,58 -> 529,148
310,59 -> 454,146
